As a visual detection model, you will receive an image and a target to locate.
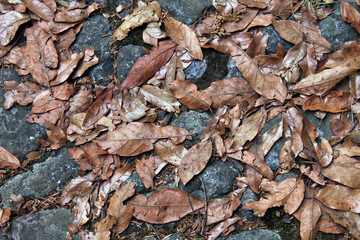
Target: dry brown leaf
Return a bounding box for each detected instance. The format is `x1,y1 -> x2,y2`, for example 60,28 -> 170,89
329,113 -> 354,137
0,208 -> 11,227
169,80 -> 212,111
0,145 -> 21,169
52,82 -> 76,101
200,106 -> 228,142
296,197 -> 321,240
341,1 -> 360,34
140,85 -> 180,112
261,120 -> 283,156
292,66 -> 356,96
301,1 -> 320,32
121,89 -> 148,122
321,155 -> 360,188
271,0 -> 300,20
60,173 -> 95,206
127,187 -> 205,224
27,107 -> 65,125
244,14 -> 273,32
316,184 -> 360,213
243,178 -> 305,216
2,45 -> 29,75
136,156 -> 166,189
317,214 -> 345,235
45,121 -> 67,150
208,216 -> 240,240
95,123 -> 188,156
54,3 -> 99,23
239,0 -> 268,9
51,51 -> 85,86
164,16 -> 203,60
3,81 -> 42,109
349,70 -> 360,99
300,164 -> 326,185
223,8 -> 259,33
246,31 -> 268,58
22,0 -> 55,21
282,41 -> 307,69
79,231 -> 110,240
154,140 -> 188,166
283,107 -> 303,156
323,44 -> 360,69
143,22 -> 166,47
113,1 -> 162,41
211,0 -> 245,15
121,40 -> 177,90
0,11 -> 30,46
334,133 -> 360,157
72,48 -> 99,78
24,24 -> 58,86
178,141 -> 212,185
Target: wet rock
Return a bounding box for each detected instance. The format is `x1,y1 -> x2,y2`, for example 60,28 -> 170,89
171,110 -> 211,144
226,229 -> 281,240
0,69 -> 46,160
158,0 -> 212,25
11,208 -> 80,240
275,172 -> 299,182
184,59 -> 207,82
262,24 -> 294,55
0,147 -> 79,210
116,44 -> 147,83
71,14 -> 113,86
123,170 -> 146,194
320,0 -> 360,51
226,57 -> 243,79
178,159 -> 240,201
236,187 -> 259,221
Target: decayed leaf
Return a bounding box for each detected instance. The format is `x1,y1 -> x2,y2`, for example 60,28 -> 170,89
169,80 -> 212,111
3,81 -> 42,109
60,173 -> 95,205
341,1 -> 360,34
300,164 -> 326,185
302,90 -> 353,113
143,22 -> 166,47
95,123 -> 188,156
127,187 -> 205,224
0,208 -> 11,227
140,85 -> 180,112
45,121 -> 67,150
113,1 -> 162,41
164,16 -> 203,60
321,155 -> 360,188
178,141 -> 212,185
136,156 -> 166,189
334,133 -> 360,157
243,178 -> 305,216
261,120 -> 283,156
292,66 -> 356,96
0,145 -> 21,169
24,24 -> 58,86
203,78 -> 257,108
316,184 -> 360,213
323,44 -> 360,69
72,48 -> 99,78
22,0 -> 55,21
51,51 -> 85,86
208,216 -> 240,240
296,198 -> 321,240
154,140 -> 188,166
121,40 -> 177,90
0,11 -> 30,46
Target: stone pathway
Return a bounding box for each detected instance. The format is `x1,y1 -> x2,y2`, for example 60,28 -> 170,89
0,0 -> 359,239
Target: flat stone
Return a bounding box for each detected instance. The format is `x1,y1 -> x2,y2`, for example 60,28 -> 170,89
116,44 -> 147,83
158,0 -> 212,25
71,14 -> 113,86
0,147 -> 79,210
226,229 -> 281,240
0,69 -> 46,160
11,208 -> 80,240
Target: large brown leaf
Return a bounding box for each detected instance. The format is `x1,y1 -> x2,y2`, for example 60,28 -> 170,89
22,0 -> 56,21
261,120 -> 283,156
140,85 -> 180,113
316,184 -> 360,213
0,11 -> 30,46
121,40 -> 177,90
323,44 -> 360,69
136,156 -> 166,189
51,51 -> 85,86
154,140 -> 188,166
0,145 -> 21,169
164,16 -> 203,60
341,1 -> 360,34
169,80 -> 212,111
178,141 -> 212,185
127,187 -> 205,224
94,123 -> 188,156
24,24 -> 58,86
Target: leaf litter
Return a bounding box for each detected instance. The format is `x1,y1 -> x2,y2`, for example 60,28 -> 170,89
1,0 -> 360,239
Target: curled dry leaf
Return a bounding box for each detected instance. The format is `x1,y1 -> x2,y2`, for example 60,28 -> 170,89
51,51 -> 85,86
261,120 -> 283,156
127,187 -> 205,224
0,145 -> 21,169
22,0 -> 55,21
0,208 -> 11,227
113,1 -> 162,41
178,141 -> 212,185
72,48 -> 99,78
143,22 -> 166,47
321,155 -> 360,188
164,16 -> 203,60
121,40 -> 177,90
243,178 -> 305,216
169,80 -> 212,111
45,121 -> 67,150
341,1 -> 360,34
208,216 -> 240,240
154,140 -> 188,166
303,90 -> 354,113
95,123 -> 188,156
140,85 -> 180,113
136,156 -> 167,189
0,11 -> 30,46
316,184 -> 360,213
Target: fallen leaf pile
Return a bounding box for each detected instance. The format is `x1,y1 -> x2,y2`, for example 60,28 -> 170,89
1,0 -> 360,239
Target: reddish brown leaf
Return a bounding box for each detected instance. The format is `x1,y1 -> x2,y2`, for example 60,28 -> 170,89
178,141 -> 212,185
3,81 -> 42,109
261,120 -> 283,156
136,156 -> 167,189
300,164 -> 326,185
83,88 -> 112,128
60,173 -> 95,205
72,48 -> 99,78
169,80 -> 212,111
341,1 -> 360,34
127,187 -> 205,224
140,85 -> 180,112
0,208 -> 11,227
0,145 -> 21,169
246,32 -> 268,58
51,51 -> 85,86
164,16 -> 203,60
296,197 -> 321,240
271,0 -> 300,20
334,133 -> 360,157
121,40 -> 177,90
208,216 -> 240,240
45,121 -> 67,150
0,11 -> 30,46
52,82 -> 76,101
22,0 -> 55,21
154,140 -> 188,166
323,44 -> 360,69
330,113 -> 354,137
223,8 -> 259,33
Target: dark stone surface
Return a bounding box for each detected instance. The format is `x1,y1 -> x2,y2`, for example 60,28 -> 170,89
226,229 -> 281,240
158,0 -> 212,25
0,147 -> 79,210
236,187 -> 259,221
116,44 -> 147,83
275,172 -> 299,182
262,24 -> 294,55
71,14 -> 113,86
0,69 -> 46,160
226,57 -> 243,79
11,208 -> 80,240
124,170 -> 146,194
184,59 -> 207,82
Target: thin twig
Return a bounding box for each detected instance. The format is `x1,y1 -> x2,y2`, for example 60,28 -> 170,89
187,193 -> 196,223
150,224 -> 161,240
200,177 -> 207,235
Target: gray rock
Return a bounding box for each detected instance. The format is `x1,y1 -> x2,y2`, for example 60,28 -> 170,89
116,44 -> 147,83
0,69 -> 46,160
262,24 -> 294,55
158,0 -> 212,25
124,170 -> 146,194
275,172 -> 299,182
236,187 -> 259,221
179,159 -> 240,200
303,111 -> 333,140
0,147 -> 79,210
226,57 -> 243,79
184,59 -> 207,82
320,0 -> 360,51
226,229 -> 281,240
11,208 -> 80,240
71,14 -> 113,86
171,110 -> 211,144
